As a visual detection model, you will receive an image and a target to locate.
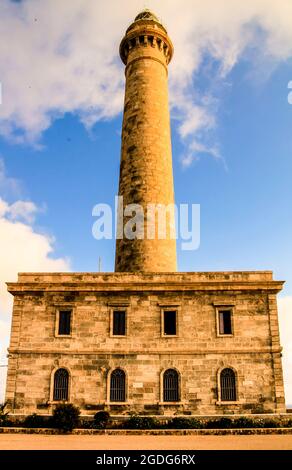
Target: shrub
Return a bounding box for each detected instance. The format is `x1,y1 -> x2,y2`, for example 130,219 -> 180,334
93,411 -> 110,429
168,417 -> 202,429
77,418 -> 94,429
206,417 -> 233,429
23,413 -> 46,428
52,404 -> 80,432
262,419 -> 280,428
252,419 -> 265,428
124,416 -> 158,429
232,417 -> 257,428
0,403 -> 10,426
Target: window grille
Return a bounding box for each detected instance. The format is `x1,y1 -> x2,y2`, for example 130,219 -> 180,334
53,368 -> 69,401
163,369 -> 179,402
110,369 -> 126,402
220,368 -> 236,401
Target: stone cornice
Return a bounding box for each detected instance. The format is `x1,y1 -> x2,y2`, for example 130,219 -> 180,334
6,270 -> 284,295
7,346 -> 282,355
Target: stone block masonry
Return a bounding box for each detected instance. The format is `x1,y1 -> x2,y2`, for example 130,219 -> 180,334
115,11 -> 176,272
5,271 -> 286,415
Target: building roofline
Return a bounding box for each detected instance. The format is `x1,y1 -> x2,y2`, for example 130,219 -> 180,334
6,271 -> 284,295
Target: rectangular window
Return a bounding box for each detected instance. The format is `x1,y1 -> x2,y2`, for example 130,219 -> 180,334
163,310 -> 177,335
218,310 -> 232,335
113,310 -> 126,336
58,310 -> 71,335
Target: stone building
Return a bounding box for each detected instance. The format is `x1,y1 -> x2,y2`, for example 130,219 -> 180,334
5,10 -> 286,416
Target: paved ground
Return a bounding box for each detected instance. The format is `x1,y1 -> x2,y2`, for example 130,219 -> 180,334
1,434 -> 292,450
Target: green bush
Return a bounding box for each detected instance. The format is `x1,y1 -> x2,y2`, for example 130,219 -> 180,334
252,419 -> 265,428
23,413 -> 46,428
206,418 -> 233,429
262,419 -> 280,428
52,404 -> 80,432
0,403 -> 10,426
93,411 -> 110,429
286,419 -> 292,428
197,417 -> 276,429
168,417 -> 202,429
232,417 -> 257,428
124,416 -> 159,429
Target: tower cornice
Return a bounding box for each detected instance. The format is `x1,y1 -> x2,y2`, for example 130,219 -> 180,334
119,20 -> 174,66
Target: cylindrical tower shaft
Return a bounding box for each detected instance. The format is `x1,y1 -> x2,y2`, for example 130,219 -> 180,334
115,10 -> 177,272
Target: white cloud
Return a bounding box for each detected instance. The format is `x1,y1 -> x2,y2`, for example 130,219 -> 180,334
0,0 -> 292,161
0,197 -> 39,223
0,193 -> 70,401
0,158 -> 21,197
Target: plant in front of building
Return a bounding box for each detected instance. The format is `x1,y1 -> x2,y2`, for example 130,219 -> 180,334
23,413 -> 47,428
232,417 -> 257,428
206,417 -> 233,429
124,415 -> 159,430
52,403 -> 80,432
0,402 -> 10,427
262,419 -> 281,428
168,417 -> 202,429
93,411 -> 110,429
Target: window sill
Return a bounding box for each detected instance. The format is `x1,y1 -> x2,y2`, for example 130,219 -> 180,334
105,402 -> 130,406
55,335 -> 72,338
158,402 -> 184,405
161,335 -> 178,338
110,335 -> 127,338
48,400 -> 70,405
216,334 -> 234,338
216,401 -> 240,405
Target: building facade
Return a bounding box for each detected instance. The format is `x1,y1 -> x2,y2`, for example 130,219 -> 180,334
5,271 -> 286,415
5,10 -> 286,416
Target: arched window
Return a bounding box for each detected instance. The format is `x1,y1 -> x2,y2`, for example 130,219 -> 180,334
110,369 -> 126,402
163,369 -> 179,402
220,368 -> 236,401
53,368 -> 69,401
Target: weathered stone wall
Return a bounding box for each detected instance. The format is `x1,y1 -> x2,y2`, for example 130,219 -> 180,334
5,272 -> 286,415
115,16 -> 177,272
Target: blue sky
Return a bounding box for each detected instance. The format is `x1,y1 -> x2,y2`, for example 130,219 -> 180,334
2,54 -> 292,282
0,0 -> 292,403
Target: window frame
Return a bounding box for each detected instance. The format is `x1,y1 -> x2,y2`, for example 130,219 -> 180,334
109,306 -> 128,337
216,366 -> 239,405
107,368 -> 128,404
163,368 -> 180,402
49,366 -> 71,404
159,367 -> 183,405
161,306 -> 179,337
55,306 -> 74,338
112,310 -> 127,337
215,306 -> 234,337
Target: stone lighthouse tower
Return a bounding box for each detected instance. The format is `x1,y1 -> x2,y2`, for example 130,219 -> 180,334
115,10 -> 177,272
